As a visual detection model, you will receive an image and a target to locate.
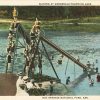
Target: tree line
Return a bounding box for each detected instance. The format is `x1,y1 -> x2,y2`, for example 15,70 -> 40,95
0,6 -> 100,20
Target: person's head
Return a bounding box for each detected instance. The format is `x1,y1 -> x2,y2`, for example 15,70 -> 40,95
68,76 -> 70,79
87,61 -> 90,63
50,80 -> 53,84
9,30 -> 12,34
38,83 -> 42,88
17,72 -> 23,76
27,56 -> 30,60
8,51 -> 11,55
13,34 -> 15,37
23,76 -> 29,83
27,79 -> 30,82
36,18 -> 38,21
9,33 -> 12,36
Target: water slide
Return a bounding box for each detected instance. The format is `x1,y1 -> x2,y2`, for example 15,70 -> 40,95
17,24 -> 87,70
40,35 -> 87,69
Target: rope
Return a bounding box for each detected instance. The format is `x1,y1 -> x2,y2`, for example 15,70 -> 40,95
74,63 -> 76,80
65,58 -> 69,75
41,40 -> 60,80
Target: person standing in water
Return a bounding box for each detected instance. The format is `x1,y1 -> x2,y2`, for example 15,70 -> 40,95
66,76 -> 70,85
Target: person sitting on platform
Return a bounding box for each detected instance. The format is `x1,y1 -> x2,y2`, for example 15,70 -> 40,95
25,79 -> 34,95
17,75 -> 25,89
16,74 -> 29,96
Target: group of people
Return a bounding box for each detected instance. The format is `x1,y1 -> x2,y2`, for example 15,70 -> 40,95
86,60 -> 100,86
6,21 -> 17,72
17,72 -> 54,95
65,59 -> 100,86
6,7 -> 19,72
88,72 -> 100,87
86,59 -> 99,72
17,74 -> 38,95
23,18 -> 43,81
30,18 -> 41,44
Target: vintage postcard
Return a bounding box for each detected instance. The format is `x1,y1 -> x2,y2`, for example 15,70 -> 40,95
0,0 -> 100,100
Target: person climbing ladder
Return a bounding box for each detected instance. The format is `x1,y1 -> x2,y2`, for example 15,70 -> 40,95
6,51 -> 12,72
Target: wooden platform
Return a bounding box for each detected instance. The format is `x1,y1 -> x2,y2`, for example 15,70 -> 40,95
0,73 -> 18,96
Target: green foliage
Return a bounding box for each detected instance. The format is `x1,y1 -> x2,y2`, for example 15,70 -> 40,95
1,6 -> 100,20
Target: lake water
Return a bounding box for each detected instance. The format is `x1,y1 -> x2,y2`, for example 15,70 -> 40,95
0,30 -> 100,95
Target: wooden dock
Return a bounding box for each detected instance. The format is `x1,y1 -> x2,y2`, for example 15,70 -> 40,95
0,73 -> 18,96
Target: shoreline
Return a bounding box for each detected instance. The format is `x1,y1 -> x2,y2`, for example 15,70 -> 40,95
0,18 -> 100,33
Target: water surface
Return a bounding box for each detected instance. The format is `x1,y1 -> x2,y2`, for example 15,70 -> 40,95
0,31 -> 100,95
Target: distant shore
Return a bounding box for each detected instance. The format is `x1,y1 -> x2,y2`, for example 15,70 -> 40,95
0,17 -> 100,33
